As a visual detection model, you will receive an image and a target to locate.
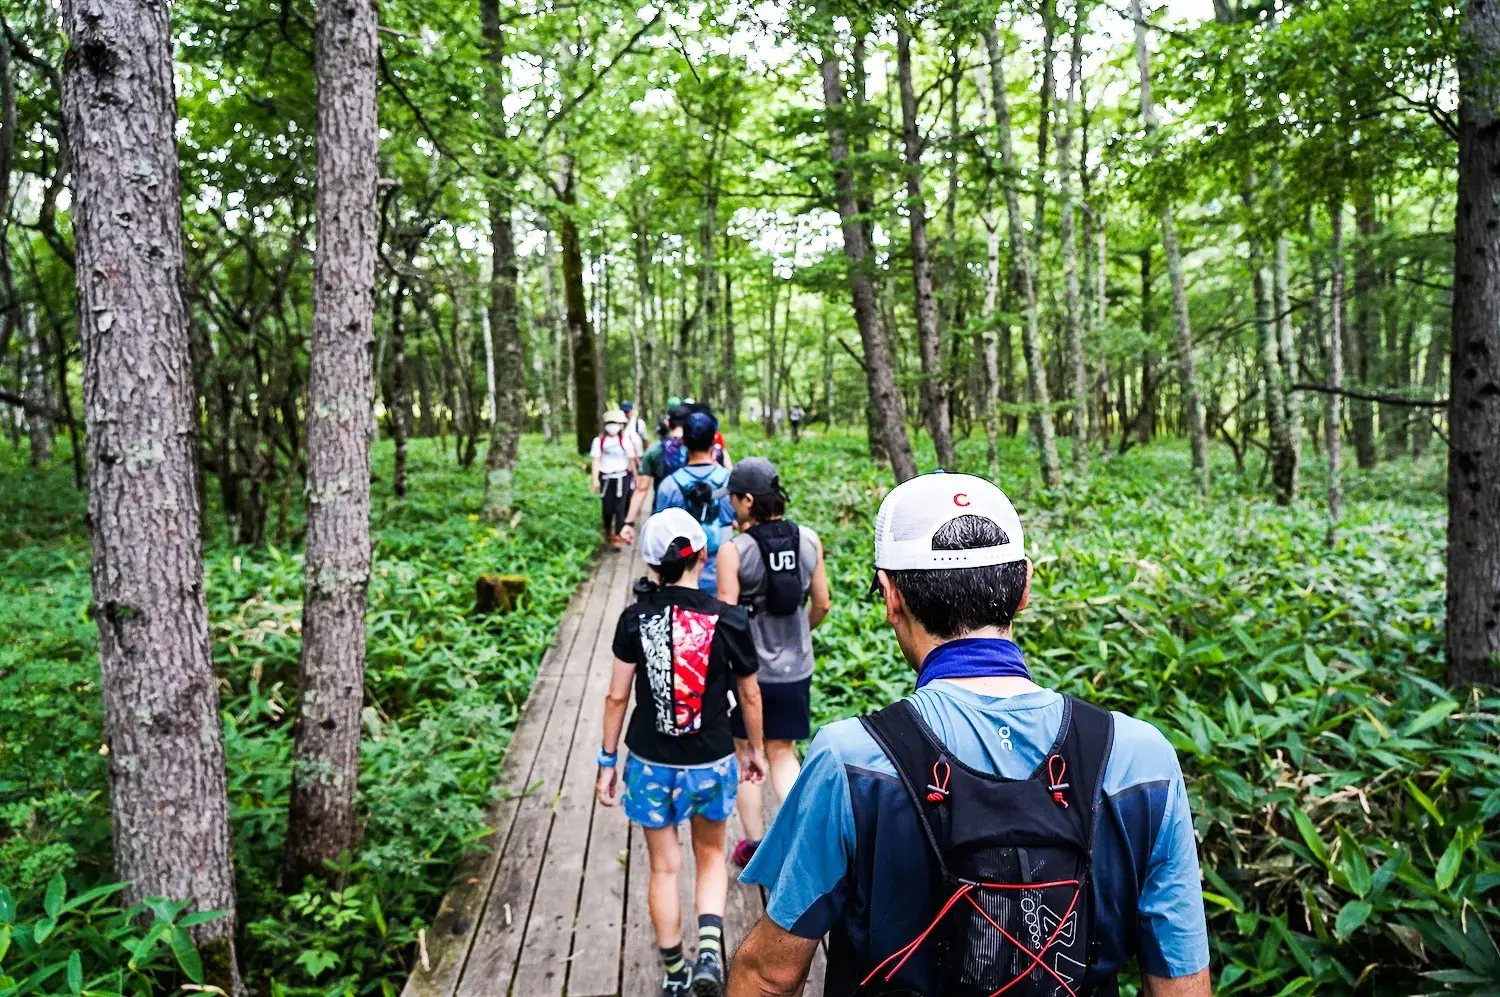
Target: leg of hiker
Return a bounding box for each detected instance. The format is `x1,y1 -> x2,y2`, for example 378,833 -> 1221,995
731,737 -> 767,844
765,739 -> 801,804
643,824 -> 693,996
690,813 -> 729,996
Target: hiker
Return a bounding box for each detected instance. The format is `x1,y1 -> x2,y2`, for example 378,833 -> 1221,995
788,405 -> 804,443
624,403 -> 691,540
596,507 -> 769,997
590,408 -> 640,550
714,458 -> 831,868
622,400 -> 650,453
729,473 -> 1211,997
686,400 -> 733,469
647,411 -> 734,594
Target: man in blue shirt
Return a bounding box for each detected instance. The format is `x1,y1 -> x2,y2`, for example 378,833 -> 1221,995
729,472 -> 1211,997
652,411 -> 733,594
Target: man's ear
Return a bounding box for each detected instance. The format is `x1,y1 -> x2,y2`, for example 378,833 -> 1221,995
880,570 -> 904,626
1016,557 -> 1033,613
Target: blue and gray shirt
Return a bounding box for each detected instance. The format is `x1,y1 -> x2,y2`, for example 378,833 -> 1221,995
741,680 -> 1210,993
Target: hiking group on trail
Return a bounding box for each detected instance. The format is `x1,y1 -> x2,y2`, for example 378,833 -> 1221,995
592,406 -> 1210,997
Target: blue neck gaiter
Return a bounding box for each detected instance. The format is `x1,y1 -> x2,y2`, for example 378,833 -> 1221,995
915,637 -> 1031,690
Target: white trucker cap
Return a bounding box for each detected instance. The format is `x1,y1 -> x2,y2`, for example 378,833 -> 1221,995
640,507 -> 708,566
873,472 -> 1026,570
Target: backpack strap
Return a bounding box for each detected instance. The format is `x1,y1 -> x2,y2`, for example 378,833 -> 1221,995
859,700 -> 952,880
1057,695 -> 1114,856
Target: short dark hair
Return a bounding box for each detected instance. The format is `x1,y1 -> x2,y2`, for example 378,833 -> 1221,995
735,489 -> 787,521
887,515 -> 1029,638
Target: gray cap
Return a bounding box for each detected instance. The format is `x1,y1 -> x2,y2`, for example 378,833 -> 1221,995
728,456 -> 779,496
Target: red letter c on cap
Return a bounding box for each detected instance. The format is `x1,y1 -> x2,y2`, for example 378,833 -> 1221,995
953,493 -> 970,507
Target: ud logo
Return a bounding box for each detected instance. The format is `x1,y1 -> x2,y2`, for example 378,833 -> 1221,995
768,550 -> 798,571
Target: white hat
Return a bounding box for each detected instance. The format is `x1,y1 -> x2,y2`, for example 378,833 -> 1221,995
873,472 -> 1026,570
603,409 -> 627,426
640,508 -> 708,566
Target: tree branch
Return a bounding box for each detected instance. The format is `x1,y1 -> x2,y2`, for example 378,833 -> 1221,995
1292,383 -> 1448,408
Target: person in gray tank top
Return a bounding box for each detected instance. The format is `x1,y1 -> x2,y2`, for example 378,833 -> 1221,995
716,458 -> 832,868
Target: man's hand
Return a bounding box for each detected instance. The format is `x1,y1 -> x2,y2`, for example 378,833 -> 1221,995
595,765 -> 619,806
740,746 -> 769,785
620,524 -> 636,544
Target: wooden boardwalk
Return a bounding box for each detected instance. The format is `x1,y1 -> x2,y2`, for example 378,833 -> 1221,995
403,539 -> 825,997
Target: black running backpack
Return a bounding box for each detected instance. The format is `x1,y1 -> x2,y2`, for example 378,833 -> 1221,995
856,696 -> 1114,997
746,520 -> 804,617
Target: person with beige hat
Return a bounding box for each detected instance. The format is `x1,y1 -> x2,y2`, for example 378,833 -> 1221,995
591,408 -> 641,549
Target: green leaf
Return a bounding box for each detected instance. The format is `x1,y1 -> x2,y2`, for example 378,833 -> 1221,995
43,874 -> 65,920
0,888 -> 11,925
66,952 -> 82,995
33,916 -> 55,944
1337,827 -> 1372,898
1290,808 -> 1328,865
1303,645 -> 1326,685
0,923 -> 11,963
1403,779 -> 1445,826
169,927 -> 203,984
60,883 -> 129,914
177,909 -> 230,929
1433,826 -> 1478,891
1404,699 -> 1457,736
1334,900 -> 1372,938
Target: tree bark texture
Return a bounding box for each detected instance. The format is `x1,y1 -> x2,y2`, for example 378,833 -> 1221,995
1130,0 -> 1209,491
983,23 -> 1061,486
1446,0 -> 1500,686
286,0 -> 378,887
1242,177 -> 1294,504
58,0 -> 242,987
1326,201 -> 1346,546
819,37 -> 916,481
982,217 -> 1003,477
0,20 -> 18,362
1058,3 -> 1088,473
1273,226 -> 1302,494
897,27 -> 955,471
479,0 -> 523,520
24,308 -> 53,465
1350,190 -> 1380,468
560,160 -> 599,456
390,279 -> 410,498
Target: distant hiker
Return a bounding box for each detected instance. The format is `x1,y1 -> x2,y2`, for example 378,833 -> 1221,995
591,408 -> 640,550
658,395 -> 684,441
714,458 -> 831,868
596,508 -> 768,997
728,473 -> 1211,997
788,405 -> 805,443
686,400 -> 733,468
651,411 -> 734,594
623,403 -> 691,543
622,400 -> 650,453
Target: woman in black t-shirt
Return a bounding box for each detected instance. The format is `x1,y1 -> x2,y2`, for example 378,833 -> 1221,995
595,508 -> 767,997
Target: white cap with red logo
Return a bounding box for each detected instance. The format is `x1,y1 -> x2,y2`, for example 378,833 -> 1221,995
873,472 -> 1026,571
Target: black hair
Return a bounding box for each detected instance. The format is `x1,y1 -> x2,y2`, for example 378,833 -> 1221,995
653,539 -> 703,585
735,485 -> 788,521
886,515 -> 1029,638
667,404 -> 691,428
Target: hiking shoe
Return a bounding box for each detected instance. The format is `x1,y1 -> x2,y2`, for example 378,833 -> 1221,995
662,966 -> 693,997
731,838 -> 760,868
691,947 -> 724,997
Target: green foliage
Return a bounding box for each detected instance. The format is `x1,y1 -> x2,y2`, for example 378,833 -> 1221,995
730,429 -> 1496,995
1,436 -> 598,996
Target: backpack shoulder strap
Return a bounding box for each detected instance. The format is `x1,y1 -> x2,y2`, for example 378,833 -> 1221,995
859,700 -> 951,877
1059,696 -> 1115,855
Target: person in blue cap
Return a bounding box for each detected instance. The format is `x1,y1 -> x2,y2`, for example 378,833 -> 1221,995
648,410 -> 733,594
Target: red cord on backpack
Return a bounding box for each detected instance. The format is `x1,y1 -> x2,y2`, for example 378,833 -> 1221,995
926,760 -> 951,803
1047,755 -> 1070,808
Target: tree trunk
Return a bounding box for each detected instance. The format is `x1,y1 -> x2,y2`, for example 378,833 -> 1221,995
0,21 -> 18,363
285,0 -> 377,887
897,27 -> 955,471
1350,189 -> 1380,468
1446,0 -> 1500,686
983,23 -> 1062,486
1058,3 -> 1088,473
1412,324 -> 1446,455
1130,0 -> 1209,491
479,0 -> 524,519
390,278 -> 410,498
1241,176 -> 1294,502
1031,0 -> 1056,265
58,0 -> 242,987
819,35 -> 916,481
1326,200 -> 1346,546
1272,221 -> 1301,494
23,308 -> 53,465
982,217 -> 1003,477
723,267 -> 740,425
559,159 -> 599,455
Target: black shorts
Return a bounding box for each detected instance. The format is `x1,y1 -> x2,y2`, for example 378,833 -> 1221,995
731,676 -> 812,742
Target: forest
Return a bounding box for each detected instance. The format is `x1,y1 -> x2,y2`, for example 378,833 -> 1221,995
1,0 -> 1498,992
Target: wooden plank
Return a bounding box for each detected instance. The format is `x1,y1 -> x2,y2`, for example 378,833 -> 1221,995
402,560 -> 600,997
620,822 -> 659,997
511,551 -> 634,997
454,563 -> 615,997
565,548 -> 642,996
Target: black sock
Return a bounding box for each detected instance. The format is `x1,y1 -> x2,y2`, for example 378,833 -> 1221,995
697,914 -> 724,957
660,943 -> 686,976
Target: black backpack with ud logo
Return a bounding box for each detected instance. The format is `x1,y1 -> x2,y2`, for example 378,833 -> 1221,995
745,519 -> 804,617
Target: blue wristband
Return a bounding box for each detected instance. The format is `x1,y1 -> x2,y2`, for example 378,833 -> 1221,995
597,748 -> 619,768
